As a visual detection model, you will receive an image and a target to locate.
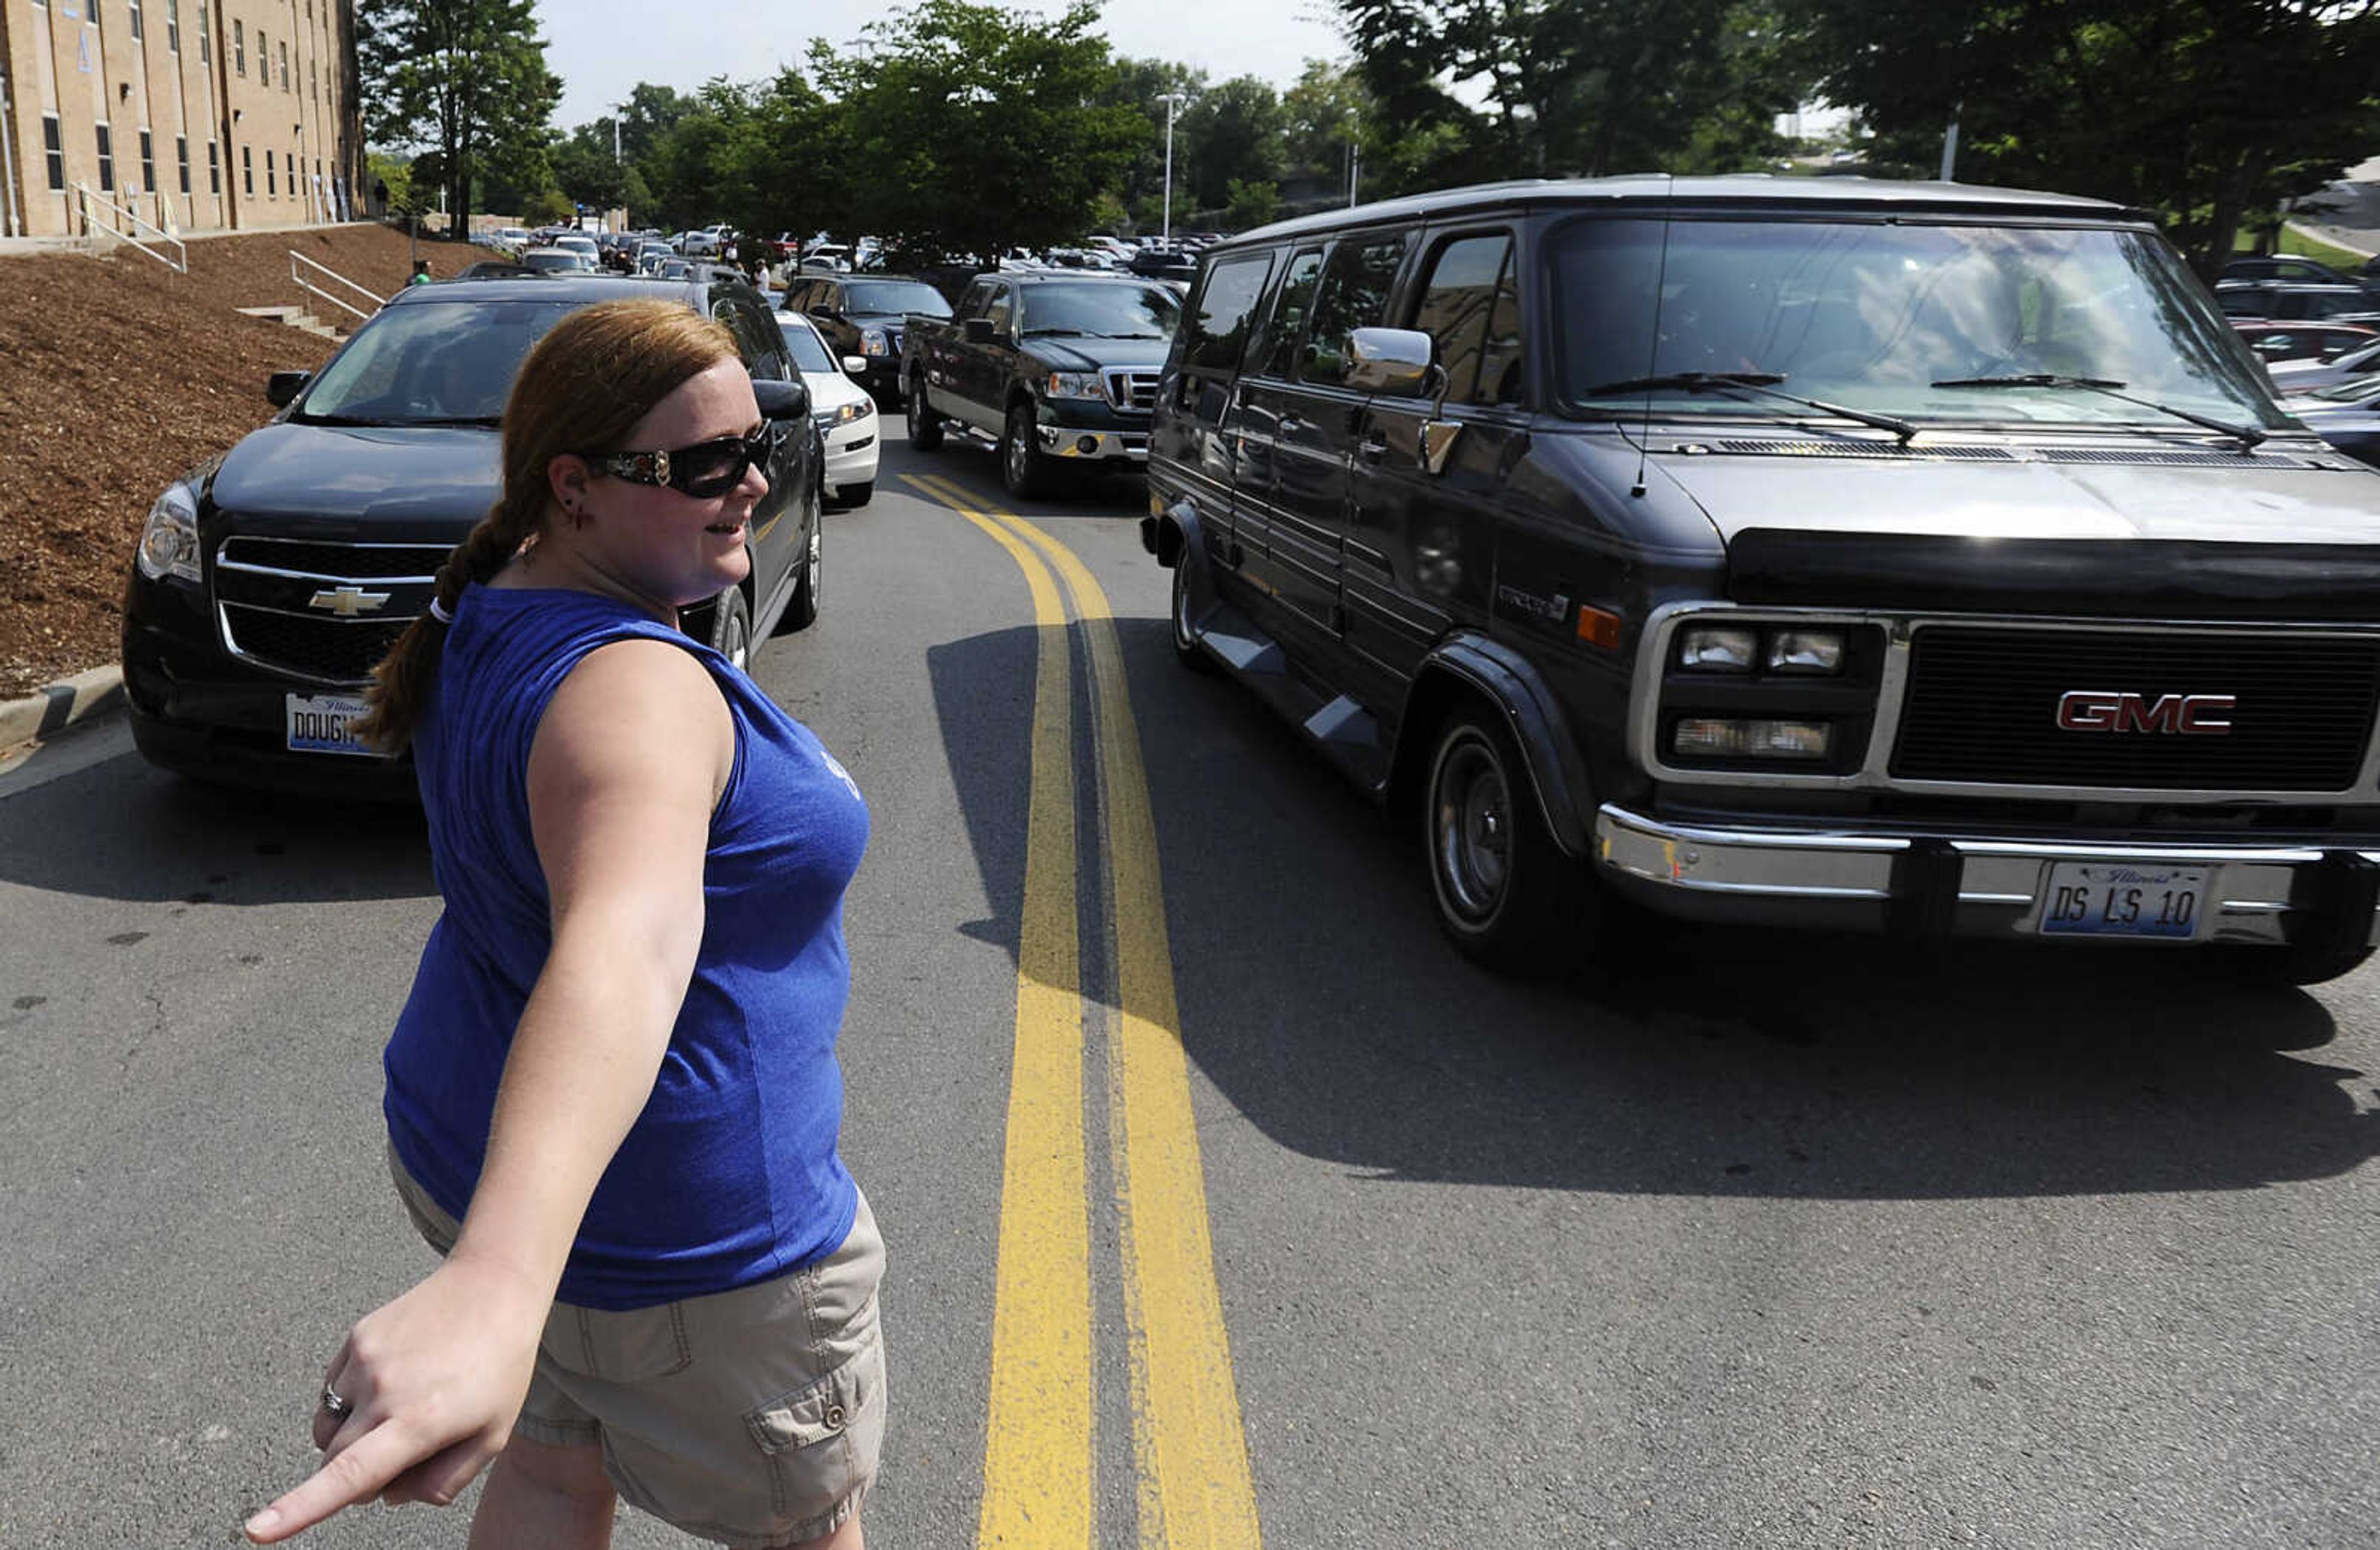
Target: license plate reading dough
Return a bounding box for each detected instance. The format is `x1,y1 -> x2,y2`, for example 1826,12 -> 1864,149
2037,861 -> 2211,940
284,692 -> 380,757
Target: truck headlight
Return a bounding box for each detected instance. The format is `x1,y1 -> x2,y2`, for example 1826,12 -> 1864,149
1678,625 -> 1757,672
1673,718 -> 1833,760
861,328 -> 889,356
1766,628 -> 1846,674
1045,371 -> 1105,400
136,482 -> 202,584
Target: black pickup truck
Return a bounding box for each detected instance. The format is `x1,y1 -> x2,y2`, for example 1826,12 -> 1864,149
902,271 -> 1182,497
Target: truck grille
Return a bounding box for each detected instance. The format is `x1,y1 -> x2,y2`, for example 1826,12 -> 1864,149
1891,626 -> 2380,791
213,535 -> 449,685
1104,369 -> 1160,413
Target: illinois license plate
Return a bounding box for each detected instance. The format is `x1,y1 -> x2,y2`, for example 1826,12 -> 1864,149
284,692 -> 381,757
2036,861 -> 2211,940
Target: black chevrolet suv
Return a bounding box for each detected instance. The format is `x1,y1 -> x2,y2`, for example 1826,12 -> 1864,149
122,271 -> 821,799
1147,175 -> 2380,985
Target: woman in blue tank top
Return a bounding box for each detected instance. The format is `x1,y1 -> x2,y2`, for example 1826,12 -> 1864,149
245,299 -> 882,1550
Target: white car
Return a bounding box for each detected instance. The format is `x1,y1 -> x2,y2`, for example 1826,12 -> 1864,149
777,311 -> 878,507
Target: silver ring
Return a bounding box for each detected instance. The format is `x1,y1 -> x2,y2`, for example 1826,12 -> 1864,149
320,1385 -> 352,1420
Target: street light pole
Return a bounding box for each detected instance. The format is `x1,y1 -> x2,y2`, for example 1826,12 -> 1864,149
1346,109 -> 1360,208
1158,91 -> 1187,242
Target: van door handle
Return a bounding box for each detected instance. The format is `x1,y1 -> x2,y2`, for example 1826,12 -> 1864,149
1277,413 -> 1307,434
1357,432 -> 1388,462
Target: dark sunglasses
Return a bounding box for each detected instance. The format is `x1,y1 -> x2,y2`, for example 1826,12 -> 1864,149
584,424 -> 778,500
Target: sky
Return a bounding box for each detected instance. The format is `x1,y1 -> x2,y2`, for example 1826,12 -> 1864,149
536,0 -> 1354,134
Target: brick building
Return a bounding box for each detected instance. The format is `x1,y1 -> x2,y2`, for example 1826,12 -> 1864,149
0,0 -> 359,239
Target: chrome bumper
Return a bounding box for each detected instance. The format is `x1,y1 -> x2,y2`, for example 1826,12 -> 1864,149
1593,803 -> 2380,948
1037,426 -> 1148,460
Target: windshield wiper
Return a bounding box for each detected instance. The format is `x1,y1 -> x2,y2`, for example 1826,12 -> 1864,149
1022,326 -> 1086,337
289,411 -> 390,427
401,415 -> 506,428
1929,374 -> 2267,452
1577,371 -> 1918,442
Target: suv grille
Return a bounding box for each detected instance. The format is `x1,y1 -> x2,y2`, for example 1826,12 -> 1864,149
213,535 -> 448,685
1891,626 -> 2380,791
1104,369 -> 1159,413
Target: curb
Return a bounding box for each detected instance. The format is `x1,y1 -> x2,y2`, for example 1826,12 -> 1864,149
0,664 -> 125,757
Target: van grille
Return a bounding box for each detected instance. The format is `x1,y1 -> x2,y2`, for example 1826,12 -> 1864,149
213,535 -> 447,684
1891,626 -> 2380,791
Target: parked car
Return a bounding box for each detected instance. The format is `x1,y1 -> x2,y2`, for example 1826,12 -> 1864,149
776,311 -> 880,507
2269,336 -> 2380,392
801,244 -> 855,273
123,272 -> 822,798
2291,376 -> 2380,469
1128,245 -> 1200,282
678,225 -> 729,258
783,273 -> 954,407
2215,279 -> 2380,324
2220,254 -> 2369,289
1145,174 -> 2380,984
904,271 -> 1181,497
2232,319 -> 2378,364
516,246 -> 596,273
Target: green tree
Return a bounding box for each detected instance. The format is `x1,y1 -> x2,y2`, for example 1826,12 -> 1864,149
809,0 -> 1143,260
1180,77 -> 1285,213
1784,0 -> 2380,275
357,0 -> 562,234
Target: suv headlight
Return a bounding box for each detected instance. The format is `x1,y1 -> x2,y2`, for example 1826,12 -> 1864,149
1045,370 -> 1104,400
136,482 -> 202,584
860,327 -> 889,356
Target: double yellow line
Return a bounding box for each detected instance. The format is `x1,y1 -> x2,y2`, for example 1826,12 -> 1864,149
902,472 -> 1263,1550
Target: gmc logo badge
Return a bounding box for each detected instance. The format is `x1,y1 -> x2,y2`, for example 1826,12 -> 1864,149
2055,690 -> 2236,735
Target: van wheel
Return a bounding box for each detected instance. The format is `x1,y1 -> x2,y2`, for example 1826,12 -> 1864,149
1002,401 -> 1051,500
906,381 -> 943,451
707,585 -> 753,670
1170,557 -> 1214,674
1423,707 -> 1574,969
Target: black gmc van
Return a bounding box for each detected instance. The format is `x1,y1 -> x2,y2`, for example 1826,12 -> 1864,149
1144,175 -> 2380,984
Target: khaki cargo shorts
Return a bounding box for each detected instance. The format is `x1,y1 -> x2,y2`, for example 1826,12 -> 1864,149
389,1147 -> 886,1548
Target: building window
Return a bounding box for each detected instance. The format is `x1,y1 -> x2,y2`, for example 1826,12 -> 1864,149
165,0 -> 178,50
177,135 -> 190,193
42,116 -> 64,191
130,0 -> 143,41
278,41 -> 289,90
198,1 -> 209,62
242,144 -> 252,195
266,149 -> 275,196
208,139 -> 219,193
234,19 -> 244,74
139,129 -> 156,193
96,124 -> 115,192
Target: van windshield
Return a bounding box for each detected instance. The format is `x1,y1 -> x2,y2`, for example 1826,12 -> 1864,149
1549,218 -> 2289,431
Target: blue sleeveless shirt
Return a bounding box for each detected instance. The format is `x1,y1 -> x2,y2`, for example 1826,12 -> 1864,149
383,584 -> 868,1311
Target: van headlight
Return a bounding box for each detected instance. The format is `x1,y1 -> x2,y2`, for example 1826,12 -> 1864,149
1765,628 -> 1846,674
136,482 -> 202,584
1677,625 -> 1758,672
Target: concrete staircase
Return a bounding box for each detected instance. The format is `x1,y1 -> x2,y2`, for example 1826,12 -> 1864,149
236,304 -> 345,340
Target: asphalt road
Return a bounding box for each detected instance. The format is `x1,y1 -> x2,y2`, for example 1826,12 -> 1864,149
4,425 -> 2379,1549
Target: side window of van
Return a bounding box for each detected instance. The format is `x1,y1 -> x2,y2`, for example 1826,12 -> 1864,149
1254,248 -> 1324,380
1181,252 -> 1274,373
1300,235 -> 1409,386
1411,233 -> 1521,405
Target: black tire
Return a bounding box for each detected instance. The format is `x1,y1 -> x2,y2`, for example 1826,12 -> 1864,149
1169,555 -> 1215,674
834,478 -> 874,509
1422,707 -> 1580,970
1001,400 -> 1051,501
905,379 -> 943,451
706,584 -> 753,669
2212,941 -> 2376,989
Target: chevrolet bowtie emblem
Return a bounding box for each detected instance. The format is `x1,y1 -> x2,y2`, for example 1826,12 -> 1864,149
308,585 -> 393,617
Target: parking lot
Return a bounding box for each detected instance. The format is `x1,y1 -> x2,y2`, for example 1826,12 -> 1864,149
5,423 -> 2379,1548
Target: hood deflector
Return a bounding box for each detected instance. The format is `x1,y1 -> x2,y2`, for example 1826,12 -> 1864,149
1727,529 -> 2380,620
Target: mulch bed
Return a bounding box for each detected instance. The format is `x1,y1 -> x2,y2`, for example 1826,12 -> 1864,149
0,222 -> 482,700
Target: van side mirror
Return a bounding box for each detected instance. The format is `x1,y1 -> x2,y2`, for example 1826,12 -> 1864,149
964,316 -> 997,345
266,369 -> 312,408
752,377 -> 812,421
1344,328 -> 1435,395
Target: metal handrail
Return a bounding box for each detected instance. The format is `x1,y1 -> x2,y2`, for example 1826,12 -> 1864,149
289,249 -> 379,325
71,183 -> 187,271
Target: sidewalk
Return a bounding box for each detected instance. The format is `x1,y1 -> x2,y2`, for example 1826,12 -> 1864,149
0,664 -> 123,760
